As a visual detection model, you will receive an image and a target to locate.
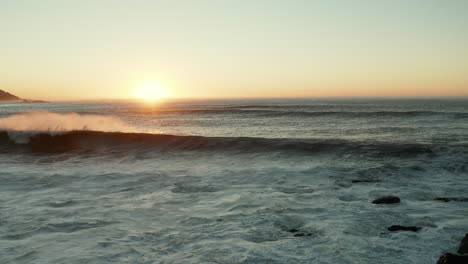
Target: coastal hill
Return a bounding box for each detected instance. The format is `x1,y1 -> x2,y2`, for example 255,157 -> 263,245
0,89 -> 21,101
0,89 -> 48,103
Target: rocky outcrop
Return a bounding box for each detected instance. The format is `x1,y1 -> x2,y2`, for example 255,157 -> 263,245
387,225 -> 421,232
286,228 -> 313,237
436,234 -> 468,263
458,234 -> 468,255
434,198 -> 468,202
436,253 -> 468,264
372,196 -> 400,204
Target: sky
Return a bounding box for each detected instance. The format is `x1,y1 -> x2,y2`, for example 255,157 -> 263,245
1,0 -> 468,100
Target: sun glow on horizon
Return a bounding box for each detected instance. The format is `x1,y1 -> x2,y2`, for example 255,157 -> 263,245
133,81 -> 170,101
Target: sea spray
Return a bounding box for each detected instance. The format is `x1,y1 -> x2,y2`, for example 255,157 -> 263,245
0,111 -> 136,143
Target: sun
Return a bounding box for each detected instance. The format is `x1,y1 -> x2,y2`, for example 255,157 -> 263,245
134,81 -> 169,101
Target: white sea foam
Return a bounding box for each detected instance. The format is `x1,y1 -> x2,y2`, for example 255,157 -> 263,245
0,99 -> 467,264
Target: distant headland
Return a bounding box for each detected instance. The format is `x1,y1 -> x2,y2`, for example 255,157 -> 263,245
0,89 -> 48,103
0,89 -> 20,101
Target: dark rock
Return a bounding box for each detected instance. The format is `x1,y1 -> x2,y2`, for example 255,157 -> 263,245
437,253 -> 468,264
435,198 -> 452,202
286,228 -> 313,237
293,232 -> 312,237
387,225 -> 421,232
352,179 -> 379,183
434,198 -> 468,202
458,234 -> 468,255
372,196 -> 401,204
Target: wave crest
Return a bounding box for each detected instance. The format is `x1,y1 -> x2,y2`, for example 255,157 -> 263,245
0,130 -> 442,157
0,111 -> 136,143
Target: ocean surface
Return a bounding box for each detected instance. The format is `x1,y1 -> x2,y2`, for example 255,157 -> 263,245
0,98 -> 467,263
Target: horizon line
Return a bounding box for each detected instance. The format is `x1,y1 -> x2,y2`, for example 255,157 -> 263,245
17,95 -> 468,103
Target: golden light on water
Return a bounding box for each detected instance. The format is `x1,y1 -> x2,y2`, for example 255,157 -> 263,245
133,81 -> 170,101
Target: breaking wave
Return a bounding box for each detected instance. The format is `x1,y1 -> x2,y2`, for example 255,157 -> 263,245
0,111 -> 136,143
0,130 -> 448,157
0,111 -> 466,156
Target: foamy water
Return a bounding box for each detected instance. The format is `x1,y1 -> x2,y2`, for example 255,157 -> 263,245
1,98 -> 467,263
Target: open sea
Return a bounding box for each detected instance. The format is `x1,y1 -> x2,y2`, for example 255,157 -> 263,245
0,98 -> 467,264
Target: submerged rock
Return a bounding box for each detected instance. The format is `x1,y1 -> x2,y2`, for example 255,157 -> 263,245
437,253 -> 468,264
387,225 -> 421,232
293,232 -> 313,237
434,198 -> 468,202
286,228 -> 313,237
352,179 -> 379,183
372,196 -> 401,204
458,234 -> 468,255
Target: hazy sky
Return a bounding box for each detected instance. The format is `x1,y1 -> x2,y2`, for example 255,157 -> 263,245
1,0 -> 468,100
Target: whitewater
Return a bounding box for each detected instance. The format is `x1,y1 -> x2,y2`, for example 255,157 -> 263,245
1,98 -> 467,264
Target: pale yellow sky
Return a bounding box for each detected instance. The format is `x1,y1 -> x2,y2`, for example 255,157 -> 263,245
2,0 -> 468,100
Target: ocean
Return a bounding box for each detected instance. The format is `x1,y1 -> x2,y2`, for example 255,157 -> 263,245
1,98 -> 467,263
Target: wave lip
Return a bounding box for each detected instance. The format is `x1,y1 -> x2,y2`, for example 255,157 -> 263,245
0,111 -> 135,132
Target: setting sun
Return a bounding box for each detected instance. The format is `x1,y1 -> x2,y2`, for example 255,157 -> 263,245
133,81 -> 169,100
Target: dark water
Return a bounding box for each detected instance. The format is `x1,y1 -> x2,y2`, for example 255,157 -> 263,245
1,98 -> 467,263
